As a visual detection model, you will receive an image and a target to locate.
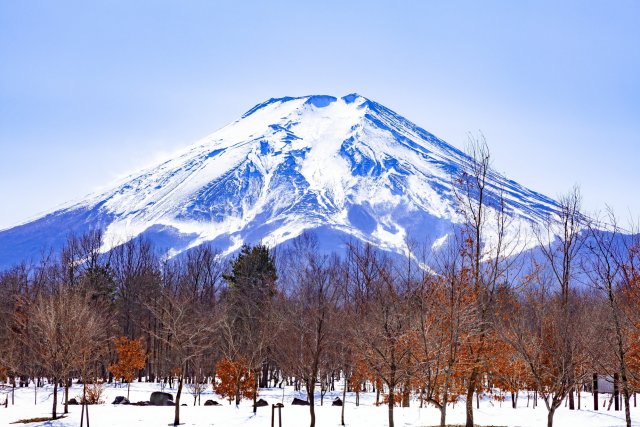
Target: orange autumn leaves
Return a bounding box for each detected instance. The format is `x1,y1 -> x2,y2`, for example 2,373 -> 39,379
109,337 -> 146,383
214,358 -> 255,404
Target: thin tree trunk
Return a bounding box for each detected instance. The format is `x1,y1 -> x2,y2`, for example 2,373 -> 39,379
439,403 -> 447,427
52,376 -> 58,420
81,383 -> 86,427
465,375 -> 475,427
174,374 -> 183,425
341,373 -> 347,426
622,383 -> 631,427
253,369 -> 258,414
578,385 -> 581,410
64,378 -> 69,413
569,388 -> 575,410
86,391 -> 90,427
593,374 -> 598,410
388,387 -> 395,427
614,373 -> 620,411
402,379 -> 410,407
307,379 -> 316,427
547,406 -> 556,427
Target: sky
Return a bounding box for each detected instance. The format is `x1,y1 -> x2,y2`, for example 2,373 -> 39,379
1,0 -> 639,229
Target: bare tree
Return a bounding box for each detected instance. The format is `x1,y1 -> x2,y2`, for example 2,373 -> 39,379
533,186 -> 587,417
347,242 -> 415,427
585,211 -> 638,427
22,288 -> 106,419
146,278 -> 218,426
501,270 -> 589,427
276,234 -> 342,427
417,233 -> 475,427
453,134 -> 519,427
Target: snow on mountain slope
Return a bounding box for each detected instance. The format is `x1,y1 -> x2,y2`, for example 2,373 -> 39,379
0,94 -> 559,267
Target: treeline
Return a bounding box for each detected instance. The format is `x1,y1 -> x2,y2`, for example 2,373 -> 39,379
1,139 -> 640,427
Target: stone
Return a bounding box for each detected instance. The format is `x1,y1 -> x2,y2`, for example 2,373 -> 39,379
255,398 -> 269,407
150,391 -> 174,406
204,400 -> 220,406
68,398 -> 79,405
112,396 -> 130,405
292,397 -> 310,406
332,397 -> 343,406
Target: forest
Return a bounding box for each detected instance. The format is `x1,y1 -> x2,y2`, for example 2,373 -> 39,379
1,142 -> 639,427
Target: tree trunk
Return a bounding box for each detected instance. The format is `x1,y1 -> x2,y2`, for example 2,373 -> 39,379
261,362 -> 269,389
465,377 -> 475,427
80,383 -> 87,427
253,369 -> 259,414
402,380 -> 410,407
614,373 -> 620,411
622,382 -> 631,427
547,406 -> 556,427
388,388 -> 395,427
439,404 -> 447,427
569,388 -> 575,410
52,377 -> 58,420
174,375 -> 183,426
341,373 -> 347,426
64,378 -> 69,413
307,379 -> 316,427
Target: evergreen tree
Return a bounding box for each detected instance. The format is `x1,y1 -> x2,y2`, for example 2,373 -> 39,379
224,244 -> 277,310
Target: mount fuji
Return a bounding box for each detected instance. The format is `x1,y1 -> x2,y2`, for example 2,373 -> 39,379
0,94 -> 559,268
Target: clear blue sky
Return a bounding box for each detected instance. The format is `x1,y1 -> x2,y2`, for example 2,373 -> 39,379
1,0 -> 639,229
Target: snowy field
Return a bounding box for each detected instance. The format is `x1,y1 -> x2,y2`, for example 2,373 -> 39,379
1,382 -> 639,427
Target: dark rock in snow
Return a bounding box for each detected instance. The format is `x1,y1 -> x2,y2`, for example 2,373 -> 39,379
112,396 -> 129,405
332,397 -> 343,406
68,398 -> 79,405
255,398 -> 269,407
292,397 -> 310,406
204,400 -> 220,406
150,391 -> 174,406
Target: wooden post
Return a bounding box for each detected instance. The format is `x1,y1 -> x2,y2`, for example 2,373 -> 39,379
593,373 -> 598,411
271,404 -> 275,427
271,404 -> 282,427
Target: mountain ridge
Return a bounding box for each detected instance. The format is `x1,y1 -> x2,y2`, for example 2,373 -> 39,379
0,94 -> 559,268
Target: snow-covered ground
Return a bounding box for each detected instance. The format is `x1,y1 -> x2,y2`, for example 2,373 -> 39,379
1,381 -> 638,426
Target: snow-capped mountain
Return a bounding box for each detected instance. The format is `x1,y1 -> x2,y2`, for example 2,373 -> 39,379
0,94 -> 559,268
